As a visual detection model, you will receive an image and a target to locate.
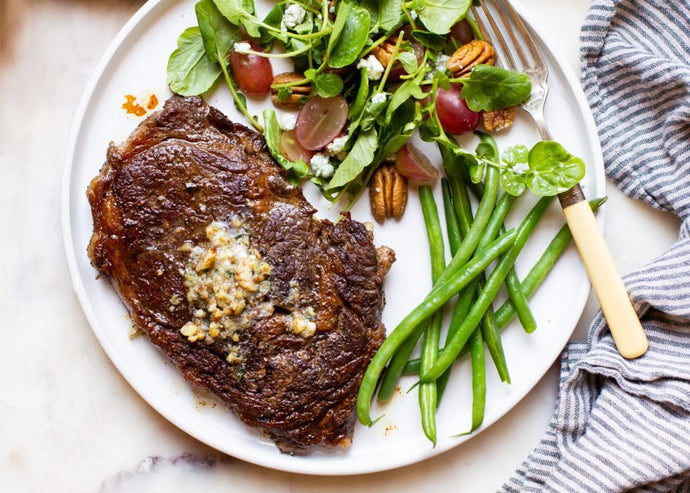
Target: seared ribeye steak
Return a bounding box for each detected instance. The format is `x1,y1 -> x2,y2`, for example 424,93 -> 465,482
87,96 -> 393,453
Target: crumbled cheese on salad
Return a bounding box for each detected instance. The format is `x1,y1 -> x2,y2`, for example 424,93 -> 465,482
357,55 -> 385,81
310,153 -> 335,178
233,42 -> 251,54
278,112 -> 297,131
434,54 -> 450,73
371,91 -> 389,105
326,135 -> 348,155
282,4 -> 307,30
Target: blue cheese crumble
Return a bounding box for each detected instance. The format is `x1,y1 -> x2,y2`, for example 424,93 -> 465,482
357,55 -> 385,81
282,4 -> 307,30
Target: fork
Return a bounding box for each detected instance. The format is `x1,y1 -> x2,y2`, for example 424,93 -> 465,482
472,0 -> 648,359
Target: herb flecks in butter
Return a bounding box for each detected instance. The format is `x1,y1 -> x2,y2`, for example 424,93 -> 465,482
180,221 -> 273,361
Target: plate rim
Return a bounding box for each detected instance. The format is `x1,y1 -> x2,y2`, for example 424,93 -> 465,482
61,0 -> 605,476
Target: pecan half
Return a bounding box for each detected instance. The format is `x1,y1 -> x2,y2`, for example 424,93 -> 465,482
271,72 -> 311,107
371,35 -> 400,69
482,107 -> 516,132
370,164 -> 408,223
447,40 -> 496,78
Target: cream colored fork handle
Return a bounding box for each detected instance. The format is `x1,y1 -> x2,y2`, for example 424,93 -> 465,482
562,200 -> 648,358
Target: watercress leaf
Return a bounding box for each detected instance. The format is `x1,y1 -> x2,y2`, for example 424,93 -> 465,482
212,0 -> 254,24
418,0 -> 471,35
385,76 -> 425,124
212,0 -> 260,37
262,109 -> 309,181
196,0 -> 240,63
433,70 -> 451,90
500,169 -> 526,196
397,50 -> 418,74
502,144 -> 529,166
381,100 -> 421,157
524,141 -> 586,196
276,86 -> 292,103
167,27 -> 222,96
412,30 -> 446,52
305,70 -> 344,98
475,141 -> 495,161
329,3 -> 370,68
460,64 -> 532,112
360,94 -> 390,131
469,159 -> 485,183
327,1 -> 351,55
260,3 -> 287,44
327,129 -> 378,189
361,0 -> 403,32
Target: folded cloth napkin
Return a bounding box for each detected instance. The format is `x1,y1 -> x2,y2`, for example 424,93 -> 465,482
501,1 -> 690,491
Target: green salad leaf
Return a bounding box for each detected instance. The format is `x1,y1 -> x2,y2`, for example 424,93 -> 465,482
262,109 -> 309,183
304,69 -> 343,98
329,3 -> 371,69
212,0 -> 261,37
417,0 -> 472,35
327,129 -> 378,189
196,0 -> 239,63
460,65 -> 531,112
167,27 -> 221,96
525,141 -> 585,196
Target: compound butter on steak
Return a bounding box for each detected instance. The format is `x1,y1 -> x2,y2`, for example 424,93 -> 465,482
87,95 -> 394,453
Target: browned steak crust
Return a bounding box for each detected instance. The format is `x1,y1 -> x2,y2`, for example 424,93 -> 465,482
87,96 -> 392,453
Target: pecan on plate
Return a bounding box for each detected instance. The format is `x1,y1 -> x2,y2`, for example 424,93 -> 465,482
271,72 -> 311,107
446,40 -> 496,78
482,106 -> 516,132
370,164 -> 408,223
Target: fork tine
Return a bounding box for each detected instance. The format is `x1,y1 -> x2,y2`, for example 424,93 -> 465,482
471,3 -> 519,72
495,0 -> 546,69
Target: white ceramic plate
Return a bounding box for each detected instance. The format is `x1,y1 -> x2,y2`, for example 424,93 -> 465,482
62,0 -> 605,476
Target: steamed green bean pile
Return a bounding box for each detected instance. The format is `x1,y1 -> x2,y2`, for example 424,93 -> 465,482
356,137 -> 606,444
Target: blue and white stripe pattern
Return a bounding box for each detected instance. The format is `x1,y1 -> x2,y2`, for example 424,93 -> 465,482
501,1 -> 690,491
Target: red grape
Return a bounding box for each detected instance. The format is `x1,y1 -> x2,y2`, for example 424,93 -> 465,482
450,20 -> 474,45
295,95 -> 349,151
229,42 -> 273,96
395,143 -> 439,182
279,129 -> 313,163
435,85 -> 480,135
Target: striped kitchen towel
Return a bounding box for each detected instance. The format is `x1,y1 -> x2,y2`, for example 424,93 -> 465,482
501,0 -> 690,492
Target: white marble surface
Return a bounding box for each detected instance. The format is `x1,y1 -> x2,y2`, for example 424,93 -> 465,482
0,0 -> 682,491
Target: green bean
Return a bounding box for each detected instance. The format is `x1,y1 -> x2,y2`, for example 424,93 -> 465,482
494,196 -> 607,327
418,185 -> 445,445
468,192 -> 515,383
449,175 -> 473,235
437,178 -> 475,403
476,192 -> 516,251
403,197 -> 607,375
441,178 -> 489,417
377,186 -> 447,404
421,196 -> 555,382
504,270 -> 537,333
433,166 -> 499,289
454,327 -> 486,436
377,324 -> 426,401
442,179 -> 462,253
476,189 -> 538,335
356,228 -> 517,425
461,149 -> 538,336
480,301 -> 510,383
